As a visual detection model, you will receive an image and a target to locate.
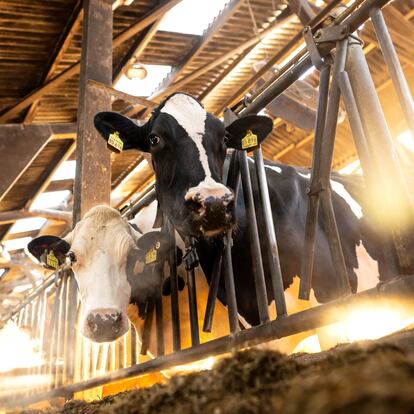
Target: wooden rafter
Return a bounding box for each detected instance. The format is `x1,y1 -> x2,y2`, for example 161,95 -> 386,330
214,0 -> 343,115
113,18 -> 163,84
0,0 -> 182,123
134,8 -> 294,119
23,0 -> 83,123
152,0 -> 245,99
199,43 -> 257,102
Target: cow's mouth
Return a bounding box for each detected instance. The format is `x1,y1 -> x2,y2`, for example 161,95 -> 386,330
191,208 -> 235,238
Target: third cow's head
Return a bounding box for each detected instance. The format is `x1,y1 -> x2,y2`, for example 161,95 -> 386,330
94,93 -> 272,238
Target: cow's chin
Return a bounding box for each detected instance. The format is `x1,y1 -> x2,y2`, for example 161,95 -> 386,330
190,212 -> 235,239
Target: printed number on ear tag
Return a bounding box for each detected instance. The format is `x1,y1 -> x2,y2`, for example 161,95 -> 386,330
46,250 -> 59,269
107,131 -> 124,153
145,248 -> 157,264
241,130 -> 258,150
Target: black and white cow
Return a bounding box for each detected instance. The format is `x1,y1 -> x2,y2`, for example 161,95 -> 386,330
92,92 -> 400,326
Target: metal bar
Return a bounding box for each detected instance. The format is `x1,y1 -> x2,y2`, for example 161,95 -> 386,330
164,217 -> 181,351
155,295 -> 165,356
122,185 -> 156,219
318,38 -> 351,294
35,291 -> 47,380
223,230 -> 239,333
8,273 -> 414,408
345,35 -> 414,269
299,64 -> 331,300
221,0 -> 345,114
49,279 -> 64,387
44,284 -> 60,378
186,267 -> 200,346
242,56 -> 313,116
337,71 -> 372,174
202,251 -> 223,333
370,8 -> 414,137
253,147 -> 287,316
140,299 -> 154,355
239,0 -> 392,117
2,271 -> 64,323
130,323 -> 137,365
239,151 -> 269,324
64,273 -> 78,384
55,274 -> 68,387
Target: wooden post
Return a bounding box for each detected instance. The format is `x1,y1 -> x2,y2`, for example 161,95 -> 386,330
73,0 -> 113,223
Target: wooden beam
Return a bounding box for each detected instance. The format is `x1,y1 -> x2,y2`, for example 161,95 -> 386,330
112,0 -> 181,47
73,0 -> 112,223
0,0 -> 181,124
199,43 -> 257,102
288,0 -> 316,25
0,209 -> 72,226
153,0 -> 245,98
272,56 -> 408,162
149,12 -> 295,103
87,79 -> 157,108
113,18 -> 162,84
23,1 -> 83,123
215,0 -> 343,115
0,124 -> 52,203
25,141 -> 76,210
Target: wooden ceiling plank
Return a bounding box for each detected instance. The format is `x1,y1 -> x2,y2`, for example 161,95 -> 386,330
24,0 -> 83,123
0,0 -> 182,123
199,43 -> 257,102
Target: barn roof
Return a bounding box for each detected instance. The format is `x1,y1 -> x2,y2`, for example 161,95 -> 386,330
0,0 -> 413,314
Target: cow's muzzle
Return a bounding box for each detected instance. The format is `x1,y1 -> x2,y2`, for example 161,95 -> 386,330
186,191 -> 235,236
83,309 -> 128,343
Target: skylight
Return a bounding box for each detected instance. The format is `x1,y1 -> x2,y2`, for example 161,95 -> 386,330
397,130 -> 414,153
115,64 -> 172,97
51,160 -> 76,181
158,0 -> 228,35
3,237 -> 32,252
9,217 -> 47,234
30,190 -> 71,210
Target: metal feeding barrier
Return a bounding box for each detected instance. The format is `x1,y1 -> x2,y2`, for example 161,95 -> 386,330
2,0 -> 414,408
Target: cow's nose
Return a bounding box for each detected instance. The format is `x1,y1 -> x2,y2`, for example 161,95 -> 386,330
191,191 -> 234,216
85,310 -> 126,342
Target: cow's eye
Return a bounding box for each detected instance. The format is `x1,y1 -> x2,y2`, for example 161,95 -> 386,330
67,251 -> 76,263
149,135 -> 160,146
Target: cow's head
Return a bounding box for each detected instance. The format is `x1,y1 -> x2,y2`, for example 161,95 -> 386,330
94,93 -> 272,238
27,206 -> 171,343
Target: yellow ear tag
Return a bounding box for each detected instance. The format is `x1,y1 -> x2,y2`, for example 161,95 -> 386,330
145,248 -> 157,264
107,131 -> 124,153
241,130 -> 258,150
46,250 -> 59,269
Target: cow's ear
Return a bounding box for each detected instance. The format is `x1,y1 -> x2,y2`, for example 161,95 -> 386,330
94,112 -> 150,153
27,235 -> 71,269
224,115 -> 273,151
137,231 -> 175,265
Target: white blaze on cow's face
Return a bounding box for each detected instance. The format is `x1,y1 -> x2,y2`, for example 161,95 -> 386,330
160,94 -> 234,228
67,206 -> 137,342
